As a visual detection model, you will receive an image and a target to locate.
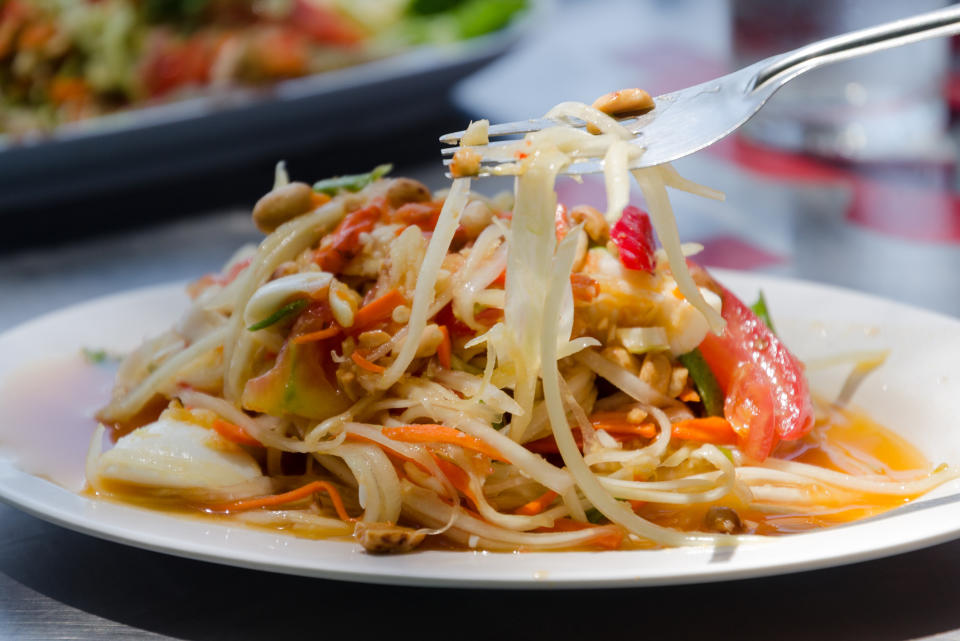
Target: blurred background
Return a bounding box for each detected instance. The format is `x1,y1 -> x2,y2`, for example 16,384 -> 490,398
3,0 -> 960,328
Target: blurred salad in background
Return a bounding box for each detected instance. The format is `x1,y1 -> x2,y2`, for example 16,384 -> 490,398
0,0 -> 527,135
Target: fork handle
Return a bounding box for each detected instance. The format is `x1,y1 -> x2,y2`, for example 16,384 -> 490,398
750,4 -> 960,93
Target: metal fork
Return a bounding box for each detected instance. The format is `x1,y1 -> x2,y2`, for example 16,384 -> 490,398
440,4 -> 960,176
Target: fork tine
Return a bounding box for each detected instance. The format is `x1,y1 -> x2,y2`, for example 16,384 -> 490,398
442,156 -> 608,177
440,139 -> 524,156
438,117 -> 567,145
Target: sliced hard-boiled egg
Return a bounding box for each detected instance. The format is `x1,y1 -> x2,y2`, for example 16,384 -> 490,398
96,416 -> 263,491
243,272 -> 332,330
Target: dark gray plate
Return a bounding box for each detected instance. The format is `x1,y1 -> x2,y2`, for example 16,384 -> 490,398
0,5 -> 540,212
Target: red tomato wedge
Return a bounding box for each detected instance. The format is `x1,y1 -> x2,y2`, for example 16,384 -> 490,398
695,268 -> 814,461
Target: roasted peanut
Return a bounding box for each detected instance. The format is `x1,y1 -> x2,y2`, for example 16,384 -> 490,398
392,304 -> 411,324
252,182 -> 314,233
703,506 -> 744,534
460,200 -> 494,238
328,279 -> 361,328
415,324 -> 445,358
358,330 -> 391,350
450,147 -> 482,178
668,365 -> 689,398
384,178 -> 431,209
639,352 -> 672,396
587,88 -> 655,134
354,521 -> 426,554
601,346 -> 641,375
592,88 -> 655,117
570,204 -> 609,243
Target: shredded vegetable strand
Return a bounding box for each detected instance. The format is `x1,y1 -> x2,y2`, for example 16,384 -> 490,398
540,220 -> 733,546
378,179 -> 470,389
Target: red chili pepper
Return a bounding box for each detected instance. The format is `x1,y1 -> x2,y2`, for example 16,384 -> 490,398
610,205 -> 655,272
694,266 -> 814,461
435,303 -> 473,337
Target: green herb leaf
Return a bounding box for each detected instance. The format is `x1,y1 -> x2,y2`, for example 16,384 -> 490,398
585,507 -> 607,524
313,164 -> 393,196
492,415 -> 506,430
750,290 -> 777,334
678,348 -> 724,417
452,0 -> 526,39
247,299 -> 308,331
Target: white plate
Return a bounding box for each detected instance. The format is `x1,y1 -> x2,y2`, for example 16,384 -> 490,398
1,270 -> 960,589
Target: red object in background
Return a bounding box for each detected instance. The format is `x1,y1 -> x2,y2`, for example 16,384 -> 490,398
141,34 -> 214,97
720,136 -> 960,244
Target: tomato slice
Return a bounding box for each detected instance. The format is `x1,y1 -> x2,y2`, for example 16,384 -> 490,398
694,265 -> 814,460
725,362 -> 777,460
290,0 -> 363,46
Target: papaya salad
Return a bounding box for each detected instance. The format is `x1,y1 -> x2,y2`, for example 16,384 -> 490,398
0,0 -> 526,135
89,93 -> 957,554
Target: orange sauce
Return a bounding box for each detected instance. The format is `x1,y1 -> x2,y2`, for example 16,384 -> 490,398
0,356 -> 943,548
635,407 -> 934,537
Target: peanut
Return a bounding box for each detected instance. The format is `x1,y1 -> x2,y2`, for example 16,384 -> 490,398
450,148 -> 482,178
384,178 -> 431,209
570,204 -> 609,243
592,88 -> 655,118
588,88 -> 655,134
252,182 -> 314,233
460,200 -> 494,238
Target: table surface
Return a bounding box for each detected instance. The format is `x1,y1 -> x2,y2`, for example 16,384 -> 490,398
5,1 -> 960,639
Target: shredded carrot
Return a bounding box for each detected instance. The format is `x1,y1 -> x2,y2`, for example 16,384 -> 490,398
437,325 -> 451,368
671,416 -> 738,445
536,519 -> 623,550
382,424 -> 506,462
310,191 -> 331,208
49,76 -> 89,104
351,288 -> 405,332
211,418 -> 263,447
293,325 -> 341,344
491,269 -> 506,287
525,414 -> 736,453
513,490 -> 559,516
590,412 -> 657,437
351,351 -> 385,373
209,481 -> 354,521
432,456 -> 479,506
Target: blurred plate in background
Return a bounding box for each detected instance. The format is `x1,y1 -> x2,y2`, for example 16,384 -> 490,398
0,1 -> 542,213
